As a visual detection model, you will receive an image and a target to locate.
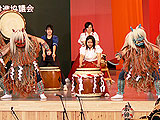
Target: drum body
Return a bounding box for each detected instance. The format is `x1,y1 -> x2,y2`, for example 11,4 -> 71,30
71,68 -> 105,97
0,10 -> 26,39
40,67 -> 62,90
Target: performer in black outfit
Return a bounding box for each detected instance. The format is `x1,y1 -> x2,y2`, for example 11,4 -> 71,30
39,24 -> 67,90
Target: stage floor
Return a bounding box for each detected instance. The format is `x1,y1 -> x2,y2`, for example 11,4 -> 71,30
0,70 -> 158,102
0,70 -> 157,120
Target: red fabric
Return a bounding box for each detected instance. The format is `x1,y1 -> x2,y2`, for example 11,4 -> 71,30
143,0 -> 160,44
148,0 -> 160,43
68,57 -> 97,80
82,61 -> 97,68
111,0 -> 144,69
68,54 -> 80,80
103,71 -> 109,78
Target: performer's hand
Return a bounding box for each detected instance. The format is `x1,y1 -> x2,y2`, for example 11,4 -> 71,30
52,53 -> 56,61
105,62 -> 108,67
42,53 -> 46,61
115,55 -> 121,60
47,50 -> 51,56
81,41 -> 85,46
79,64 -> 82,68
96,40 -> 99,45
27,34 -> 32,38
97,64 -> 100,68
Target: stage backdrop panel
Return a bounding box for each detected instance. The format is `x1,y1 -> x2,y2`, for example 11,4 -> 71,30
0,0 -> 71,77
71,0 -> 115,61
111,0 -> 144,69
148,0 -> 160,44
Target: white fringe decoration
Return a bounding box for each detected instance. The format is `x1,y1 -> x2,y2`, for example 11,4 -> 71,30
18,66 -> 23,81
136,75 -> 142,81
78,76 -> 84,94
100,76 -> 105,92
93,75 -> 97,93
71,76 -> 75,92
33,61 -> 39,72
0,58 -> 7,69
10,64 -> 14,81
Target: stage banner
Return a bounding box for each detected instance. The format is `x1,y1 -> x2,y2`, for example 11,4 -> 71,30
0,0 -> 71,77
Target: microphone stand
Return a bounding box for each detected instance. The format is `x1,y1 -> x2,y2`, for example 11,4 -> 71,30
59,96 -> 69,120
76,96 -> 86,120
11,107 -> 19,120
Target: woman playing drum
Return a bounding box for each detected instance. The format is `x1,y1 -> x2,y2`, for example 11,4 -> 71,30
39,24 -> 66,90
78,22 -> 99,46
79,35 -> 101,68
71,35 -> 109,96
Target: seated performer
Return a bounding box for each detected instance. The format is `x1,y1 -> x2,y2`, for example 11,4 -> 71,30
67,22 -> 100,81
39,24 -> 66,90
0,29 -> 51,100
78,22 -> 99,46
111,25 -> 160,99
78,35 -> 109,96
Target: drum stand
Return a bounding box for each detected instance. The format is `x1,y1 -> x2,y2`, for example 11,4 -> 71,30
76,95 -> 86,120
59,96 -> 69,120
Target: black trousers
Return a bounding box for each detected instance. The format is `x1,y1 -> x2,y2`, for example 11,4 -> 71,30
39,57 -> 66,85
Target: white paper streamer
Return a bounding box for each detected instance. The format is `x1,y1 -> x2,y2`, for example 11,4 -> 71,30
100,76 -> 105,92
10,64 -> 14,81
18,66 -> 23,81
71,76 -> 75,92
93,76 -> 97,93
136,75 -> 142,81
33,61 -> 39,72
78,76 -> 84,94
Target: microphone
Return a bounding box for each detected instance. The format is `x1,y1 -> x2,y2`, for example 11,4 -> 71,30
54,93 -> 64,98
11,107 -> 15,114
75,94 -> 80,99
55,94 -> 69,120
74,94 -> 78,97
11,107 -> 19,120
74,94 -> 86,120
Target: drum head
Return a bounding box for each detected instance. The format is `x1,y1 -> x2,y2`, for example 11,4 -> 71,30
0,10 -> 26,39
40,67 -> 60,71
76,68 -> 101,71
74,68 -> 102,75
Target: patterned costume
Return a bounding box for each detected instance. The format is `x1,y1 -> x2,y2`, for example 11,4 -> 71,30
0,29 -> 51,97
112,25 -> 160,99
0,34 -> 7,78
0,34 -> 9,95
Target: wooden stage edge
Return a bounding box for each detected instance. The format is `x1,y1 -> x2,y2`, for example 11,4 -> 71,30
0,100 -> 155,120
0,101 -> 155,112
